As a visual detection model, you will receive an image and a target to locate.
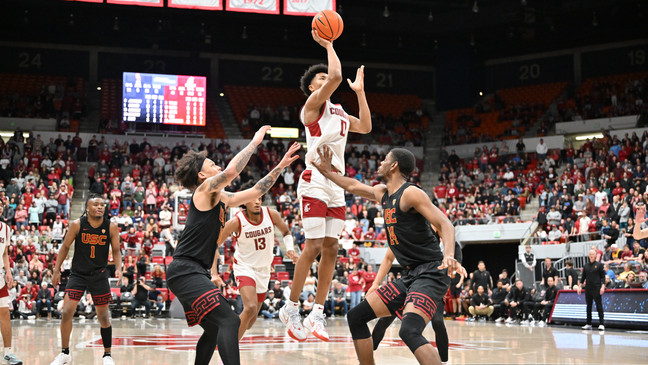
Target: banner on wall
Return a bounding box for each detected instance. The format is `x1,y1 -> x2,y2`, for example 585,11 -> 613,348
169,0 -> 223,10
226,0 -> 279,14
284,0 -> 335,16
106,0 -> 163,7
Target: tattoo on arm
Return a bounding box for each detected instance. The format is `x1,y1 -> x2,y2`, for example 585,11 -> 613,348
231,142 -> 257,174
254,166 -> 282,194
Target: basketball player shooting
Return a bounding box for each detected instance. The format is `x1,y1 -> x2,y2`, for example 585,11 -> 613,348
166,126 -> 300,365
214,196 -> 298,340
279,29 -> 372,343
311,146 -> 466,365
50,194 -> 123,365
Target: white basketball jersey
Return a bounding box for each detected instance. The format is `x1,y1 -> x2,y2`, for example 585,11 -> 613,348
301,99 -> 350,173
233,207 -> 275,268
0,222 -> 9,271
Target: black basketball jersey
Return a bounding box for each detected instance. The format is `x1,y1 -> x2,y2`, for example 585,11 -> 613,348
381,182 -> 444,268
173,193 -> 225,270
73,216 -> 111,273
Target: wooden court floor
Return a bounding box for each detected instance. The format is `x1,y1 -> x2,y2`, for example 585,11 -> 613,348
12,316 -> 648,364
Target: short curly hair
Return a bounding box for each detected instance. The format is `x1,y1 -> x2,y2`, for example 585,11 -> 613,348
299,63 -> 328,96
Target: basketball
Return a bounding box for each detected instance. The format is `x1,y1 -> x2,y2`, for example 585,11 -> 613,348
311,10 -> 343,42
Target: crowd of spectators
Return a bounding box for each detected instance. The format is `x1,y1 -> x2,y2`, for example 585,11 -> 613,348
0,79 -> 84,128
556,75 -> 648,124
242,103 -> 427,147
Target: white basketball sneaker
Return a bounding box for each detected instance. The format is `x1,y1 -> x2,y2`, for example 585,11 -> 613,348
50,353 -> 72,365
279,305 -> 307,342
102,356 -> 115,365
581,324 -> 592,330
304,311 -> 329,342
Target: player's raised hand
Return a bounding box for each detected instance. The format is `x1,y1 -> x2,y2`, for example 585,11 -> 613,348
252,125 -> 272,145
438,256 -> 467,278
347,65 -> 365,93
278,142 -> 301,168
311,145 -> 333,173
312,29 -> 332,48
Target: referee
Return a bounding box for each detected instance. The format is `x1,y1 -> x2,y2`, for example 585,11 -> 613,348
577,249 -> 605,331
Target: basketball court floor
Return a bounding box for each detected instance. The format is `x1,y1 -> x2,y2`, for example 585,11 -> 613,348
13,316 -> 647,364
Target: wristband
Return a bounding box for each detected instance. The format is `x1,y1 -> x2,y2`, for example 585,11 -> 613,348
283,235 -> 295,252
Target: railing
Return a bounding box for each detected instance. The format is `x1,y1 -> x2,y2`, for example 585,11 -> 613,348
453,215 -> 522,226
553,240 -> 604,279
527,231 -> 602,245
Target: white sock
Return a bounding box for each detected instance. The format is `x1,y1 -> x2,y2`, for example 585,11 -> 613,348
312,304 -> 324,315
287,300 -> 299,310
4,347 -> 11,356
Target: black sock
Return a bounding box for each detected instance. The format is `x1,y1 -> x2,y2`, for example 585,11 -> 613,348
62,348 -> 69,355
103,353 -> 111,358
101,326 -> 112,350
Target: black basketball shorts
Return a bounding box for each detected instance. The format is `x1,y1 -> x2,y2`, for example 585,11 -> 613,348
65,268 -> 112,306
376,260 -> 450,320
167,258 -> 229,327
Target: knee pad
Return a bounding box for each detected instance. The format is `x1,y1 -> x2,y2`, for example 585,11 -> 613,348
399,313 -> 429,353
347,300 -> 377,340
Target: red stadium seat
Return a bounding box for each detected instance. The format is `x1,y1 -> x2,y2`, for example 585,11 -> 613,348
272,256 -> 283,266
276,272 -> 290,281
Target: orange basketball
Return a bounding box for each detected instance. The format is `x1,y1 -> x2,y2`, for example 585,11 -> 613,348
311,10 -> 344,42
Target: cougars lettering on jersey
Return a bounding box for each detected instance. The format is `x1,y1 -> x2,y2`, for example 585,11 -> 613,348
244,226 -> 273,239
234,207 -> 276,268
301,100 -> 350,173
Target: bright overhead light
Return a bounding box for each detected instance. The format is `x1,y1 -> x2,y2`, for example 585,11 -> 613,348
575,134 -> 603,141
219,92 -> 224,97
472,1 -> 479,13
383,5 -> 390,18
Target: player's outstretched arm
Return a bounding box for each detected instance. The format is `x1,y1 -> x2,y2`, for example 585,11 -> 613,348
197,125 -> 270,195
216,218 -> 241,247
222,142 -> 301,208
311,146 -> 386,201
348,65 -> 372,134
303,31 -> 342,124
401,187 -> 466,278
109,222 -> 123,285
52,219 -> 80,287
367,248 -> 395,295
269,208 -> 299,262
3,246 -> 12,287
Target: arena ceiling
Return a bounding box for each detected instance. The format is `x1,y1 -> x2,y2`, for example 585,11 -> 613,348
1,0 -> 646,65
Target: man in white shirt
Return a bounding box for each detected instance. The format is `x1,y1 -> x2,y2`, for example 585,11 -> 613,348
536,139 -> 548,161
546,206 -> 562,226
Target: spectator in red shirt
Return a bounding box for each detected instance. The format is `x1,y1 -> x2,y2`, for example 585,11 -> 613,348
362,264 -> 377,293
348,243 -> 360,259
20,281 -> 38,302
434,183 -> 447,204
351,221 -> 364,241
447,182 -> 459,202
347,266 -> 364,310
363,227 -> 376,241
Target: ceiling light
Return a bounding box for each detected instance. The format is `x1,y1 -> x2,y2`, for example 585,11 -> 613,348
383,5 -> 390,18
428,9 -> 434,22
472,1 -> 479,13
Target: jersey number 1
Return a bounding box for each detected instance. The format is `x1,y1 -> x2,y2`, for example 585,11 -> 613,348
90,246 -> 95,258
254,237 -> 266,251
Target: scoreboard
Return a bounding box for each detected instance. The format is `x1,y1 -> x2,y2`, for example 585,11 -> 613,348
122,72 -> 206,126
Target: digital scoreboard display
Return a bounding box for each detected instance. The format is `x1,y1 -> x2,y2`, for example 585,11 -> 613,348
123,72 -> 206,126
